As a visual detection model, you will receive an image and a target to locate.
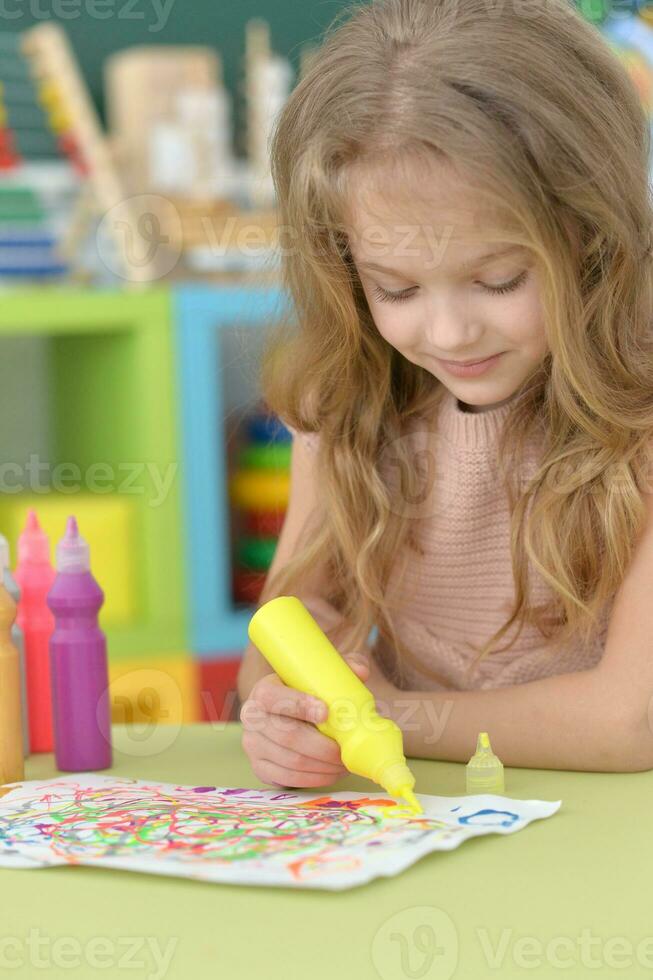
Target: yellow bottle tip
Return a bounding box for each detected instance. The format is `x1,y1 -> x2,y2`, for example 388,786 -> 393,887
471,731 -> 499,760
466,731 -> 505,794
399,786 -> 423,815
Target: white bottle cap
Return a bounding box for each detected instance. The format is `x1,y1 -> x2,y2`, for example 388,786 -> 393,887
0,533 -> 8,575
56,516 -> 90,573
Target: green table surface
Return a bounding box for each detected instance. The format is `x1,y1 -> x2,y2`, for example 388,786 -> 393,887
3,722 -> 652,980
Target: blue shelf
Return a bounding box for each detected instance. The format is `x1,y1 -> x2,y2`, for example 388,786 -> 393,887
174,283 -> 292,657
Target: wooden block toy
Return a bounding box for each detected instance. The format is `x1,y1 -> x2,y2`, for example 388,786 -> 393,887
245,411 -> 291,445
0,187 -> 45,224
104,46 -> 231,198
0,494 -> 137,628
238,443 -> 291,469
0,22 -> 168,284
236,536 -> 277,572
230,418 -> 290,606
198,656 -> 241,724
233,568 -> 266,605
243,508 -> 286,537
244,19 -> 294,209
229,469 -> 290,511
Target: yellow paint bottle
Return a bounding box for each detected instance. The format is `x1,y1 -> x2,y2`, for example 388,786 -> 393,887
0,577 -> 24,785
466,732 -> 504,794
248,596 -> 423,814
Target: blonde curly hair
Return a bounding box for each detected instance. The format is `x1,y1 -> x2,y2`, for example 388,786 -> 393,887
256,0 -> 653,686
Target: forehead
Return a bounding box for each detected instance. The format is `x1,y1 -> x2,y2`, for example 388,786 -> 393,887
342,153 -> 515,256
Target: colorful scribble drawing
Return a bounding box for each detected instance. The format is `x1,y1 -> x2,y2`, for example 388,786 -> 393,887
0,776 -> 561,890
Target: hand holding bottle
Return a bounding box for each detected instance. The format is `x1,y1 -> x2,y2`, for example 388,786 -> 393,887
241,641 -> 369,789
244,596 -> 422,812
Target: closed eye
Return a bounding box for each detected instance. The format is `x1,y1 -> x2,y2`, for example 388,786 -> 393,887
372,285 -> 418,304
371,270 -> 529,304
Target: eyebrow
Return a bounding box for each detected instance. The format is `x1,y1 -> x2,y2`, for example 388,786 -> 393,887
355,245 -> 523,276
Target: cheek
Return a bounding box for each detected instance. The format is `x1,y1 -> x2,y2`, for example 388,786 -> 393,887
373,310 -> 418,350
362,284 -> 417,348
492,284 -> 545,350
518,273 -> 547,342
519,288 -> 547,353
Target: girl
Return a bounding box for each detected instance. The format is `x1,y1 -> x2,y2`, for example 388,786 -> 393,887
237,0 -> 653,783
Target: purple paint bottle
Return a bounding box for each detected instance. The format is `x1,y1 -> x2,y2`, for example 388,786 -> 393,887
47,516 -> 112,771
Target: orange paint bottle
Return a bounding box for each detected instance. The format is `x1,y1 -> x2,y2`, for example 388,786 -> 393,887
0,576 -> 24,785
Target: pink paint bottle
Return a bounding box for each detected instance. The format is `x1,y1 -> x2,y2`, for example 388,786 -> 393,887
15,510 -> 56,753
47,516 -> 112,772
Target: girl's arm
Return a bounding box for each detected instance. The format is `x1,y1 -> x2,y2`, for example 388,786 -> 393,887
373,483 -> 653,774
377,668 -> 650,773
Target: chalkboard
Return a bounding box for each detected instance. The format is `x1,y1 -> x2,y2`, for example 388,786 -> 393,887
2,0 -> 361,155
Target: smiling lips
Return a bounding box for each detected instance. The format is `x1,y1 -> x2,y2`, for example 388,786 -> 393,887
436,352 -> 505,377
441,353 -> 503,365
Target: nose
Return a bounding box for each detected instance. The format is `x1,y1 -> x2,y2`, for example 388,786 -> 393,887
423,293 -> 483,354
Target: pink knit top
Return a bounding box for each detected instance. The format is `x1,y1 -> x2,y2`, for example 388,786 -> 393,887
285,385 -> 613,691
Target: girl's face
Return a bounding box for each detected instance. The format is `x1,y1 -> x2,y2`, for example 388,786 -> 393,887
345,157 -> 549,413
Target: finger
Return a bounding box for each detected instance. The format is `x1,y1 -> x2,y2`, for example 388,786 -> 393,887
247,732 -> 346,776
256,757 -> 346,790
253,677 -> 328,726
243,728 -> 344,773
253,713 -> 344,768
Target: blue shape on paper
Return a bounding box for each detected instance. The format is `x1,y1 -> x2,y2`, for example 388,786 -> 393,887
459,809 -> 519,828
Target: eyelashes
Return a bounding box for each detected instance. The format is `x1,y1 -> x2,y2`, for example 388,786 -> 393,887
481,269 -> 529,296
371,285 -> 414,304
371,270 -> 529,305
